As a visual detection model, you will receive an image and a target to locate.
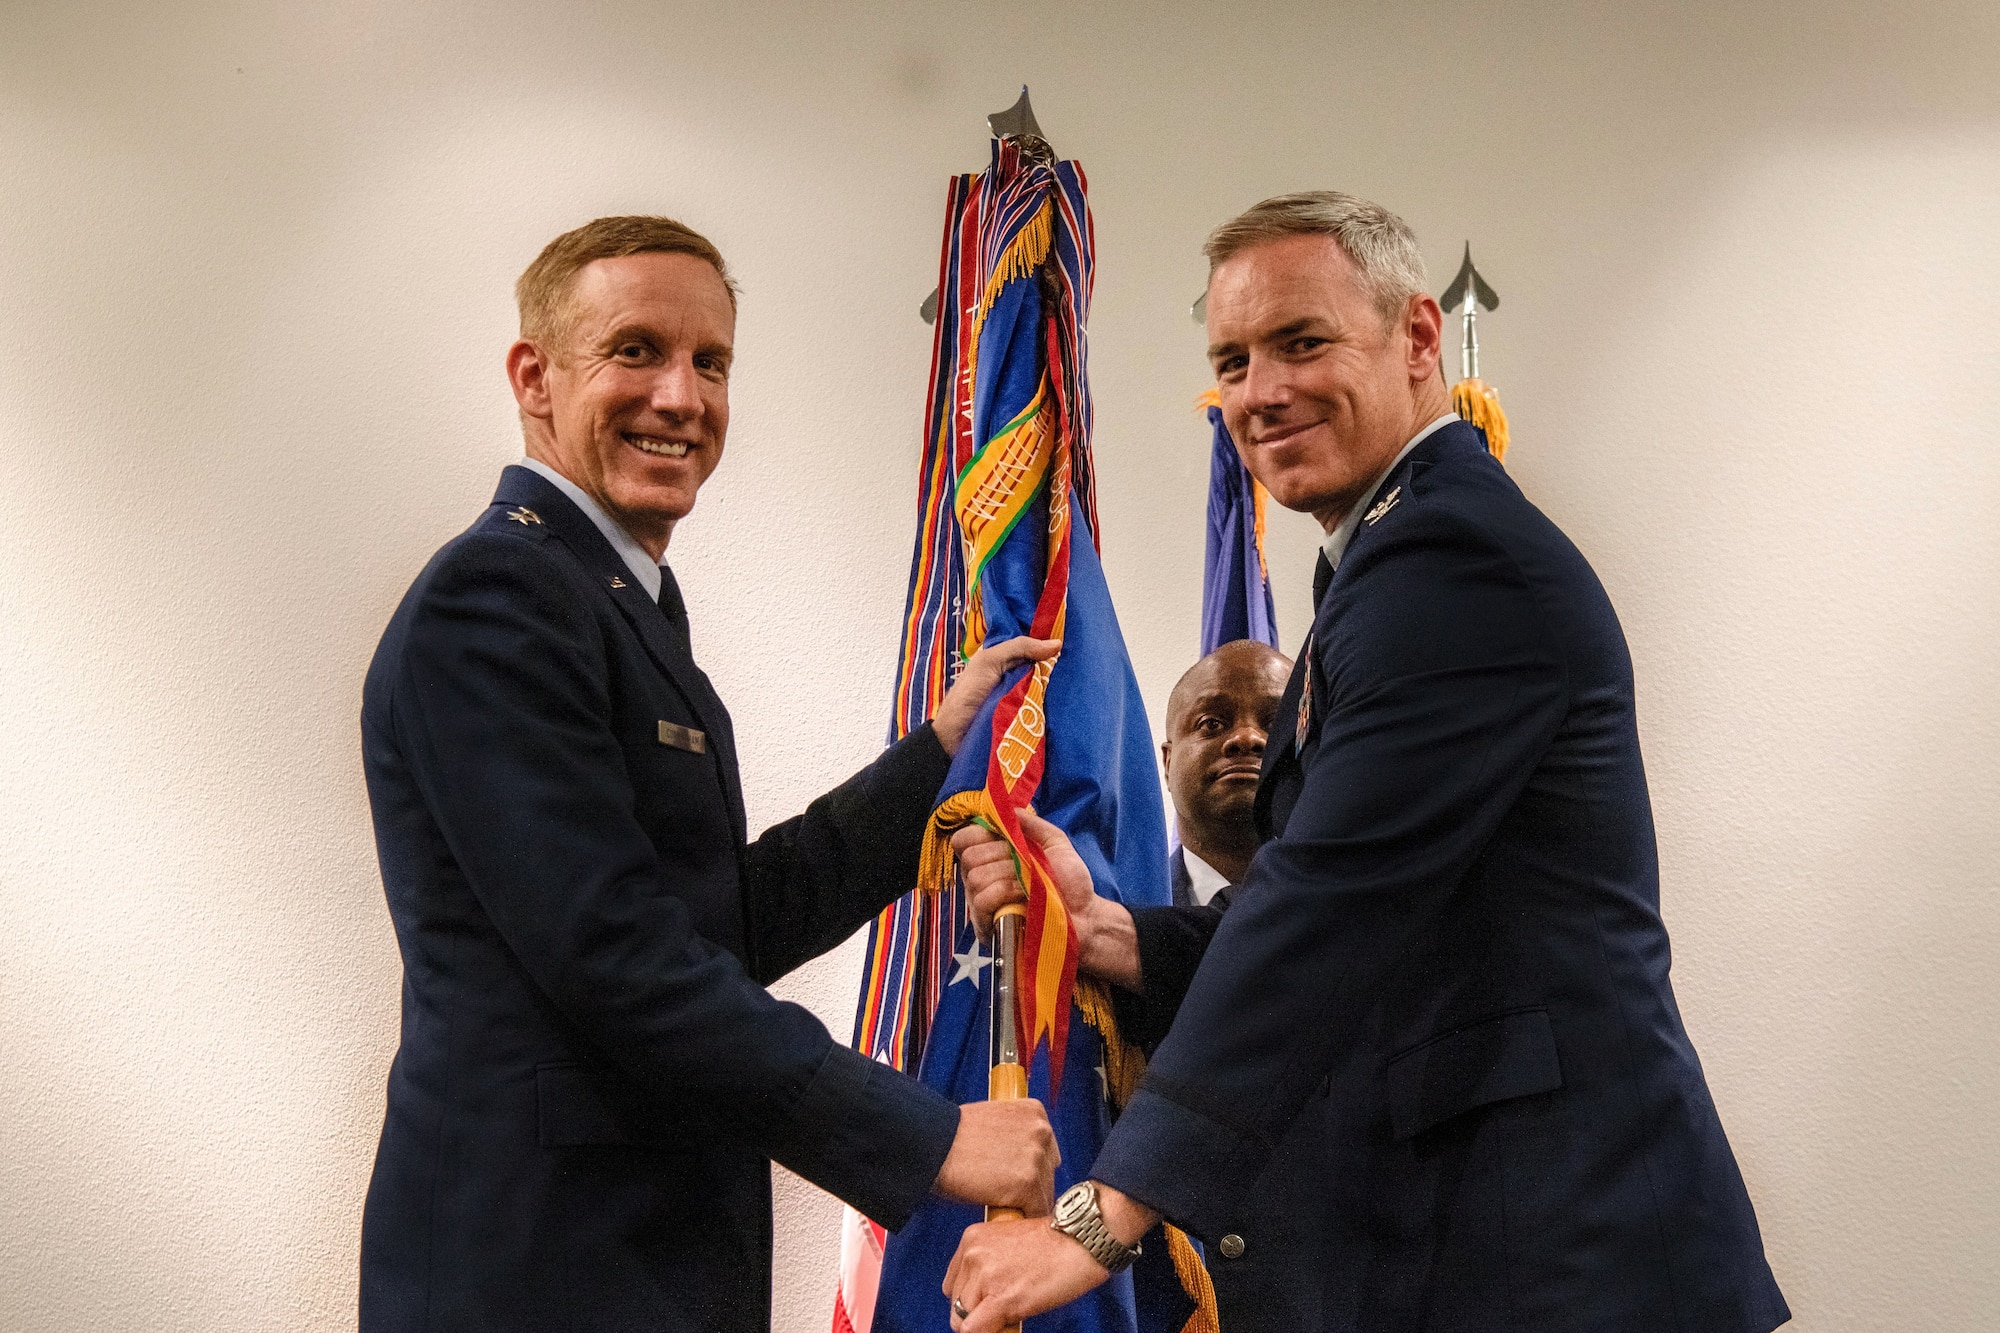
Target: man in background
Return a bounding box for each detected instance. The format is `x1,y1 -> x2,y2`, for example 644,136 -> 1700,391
1109,641 -> 1289,1056
1163,641 -> 1292,909
359,215 -> 1058,1333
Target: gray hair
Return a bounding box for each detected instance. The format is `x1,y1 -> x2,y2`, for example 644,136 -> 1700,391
1204,191 -> 1429,326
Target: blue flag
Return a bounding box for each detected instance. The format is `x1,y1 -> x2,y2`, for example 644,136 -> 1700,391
1199,401 -> 1278,654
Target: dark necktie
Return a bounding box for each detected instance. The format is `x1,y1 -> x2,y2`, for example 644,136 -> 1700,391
1312,550 -> 1335,611
657,563 -> 691,655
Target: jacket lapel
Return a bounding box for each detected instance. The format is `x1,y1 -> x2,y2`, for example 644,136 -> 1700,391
1254,649 -> 1309,840
1169,846 -> 1193,908
1251,423 -> 1480,838
491,468 -> 744,819
1322,420 -> 1475,589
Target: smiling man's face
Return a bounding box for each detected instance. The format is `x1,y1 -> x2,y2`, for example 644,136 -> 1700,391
1206,233 -> 1441,531
511,250 -> 734,556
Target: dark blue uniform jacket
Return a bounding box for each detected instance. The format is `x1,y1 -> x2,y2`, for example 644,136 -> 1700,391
1096,423 -> 1790,1333
359,467 -> 958,1333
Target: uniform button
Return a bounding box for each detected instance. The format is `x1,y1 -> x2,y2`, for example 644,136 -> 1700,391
1218,1234 -> 1245,1259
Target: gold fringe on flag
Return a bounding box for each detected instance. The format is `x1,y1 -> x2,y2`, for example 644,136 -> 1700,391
1166,1228 -> 1222,1333
914,789 -> 1002,902
1450,377 -> 1510,464
1075,979 -> 1145,1108
974,200 -> 1056,328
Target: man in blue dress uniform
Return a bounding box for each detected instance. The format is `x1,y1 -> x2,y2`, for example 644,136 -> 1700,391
358,216 -> 1059,1333
945,193 -> 1789,1333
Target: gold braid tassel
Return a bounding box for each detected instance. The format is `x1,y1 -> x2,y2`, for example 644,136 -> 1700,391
915,789 -> 1001,900
1076,979 -> 1221,1333
1075,979 -> 1145,1107
1166,1227 -> 1222,1333
1450,377 -> 1510,464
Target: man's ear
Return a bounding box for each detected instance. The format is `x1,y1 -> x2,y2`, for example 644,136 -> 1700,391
507,339 -> 556,421
1403,293 -> 1444,385
1159,739 -> 1173,779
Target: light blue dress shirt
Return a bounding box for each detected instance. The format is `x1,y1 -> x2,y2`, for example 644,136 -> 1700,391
517,456 -> 665,601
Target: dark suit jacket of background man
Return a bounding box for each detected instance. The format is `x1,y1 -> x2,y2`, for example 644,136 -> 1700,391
359,466 -> 960,1333
1094,421 -> 1790,1332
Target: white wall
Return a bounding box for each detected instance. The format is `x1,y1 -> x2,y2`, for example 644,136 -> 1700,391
2,2 -> 1995,1329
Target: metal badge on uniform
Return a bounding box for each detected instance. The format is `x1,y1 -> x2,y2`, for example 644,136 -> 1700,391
657,721 -> 707,754
1364,486 -> 1401,526
505,506 -> 543,526
609,576 -> 628,589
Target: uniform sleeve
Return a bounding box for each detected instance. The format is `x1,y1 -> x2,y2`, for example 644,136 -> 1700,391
390,536 -> 956,1228
738,723 -> 952,986
1090,507 -> 1570,1240
1108,905 -> 1229,1053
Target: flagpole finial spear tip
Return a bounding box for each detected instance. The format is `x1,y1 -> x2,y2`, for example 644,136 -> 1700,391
987,85 -> 1044,142
1439,242 -> 1499,314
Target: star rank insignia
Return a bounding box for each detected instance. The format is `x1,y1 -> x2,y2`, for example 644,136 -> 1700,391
505,506 -> 542,526
1364,486 -> 1401,526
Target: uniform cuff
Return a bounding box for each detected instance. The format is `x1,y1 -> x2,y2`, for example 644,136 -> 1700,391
1089,1080 -> 1268,1244
770,1044 -> 960,1232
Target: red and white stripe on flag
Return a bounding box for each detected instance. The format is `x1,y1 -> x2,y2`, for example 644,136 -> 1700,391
832,1205 -> 886,1333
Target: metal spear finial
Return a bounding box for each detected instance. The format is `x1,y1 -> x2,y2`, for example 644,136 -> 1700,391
986,86 -> 1043,141
1438,243 -> 1500,383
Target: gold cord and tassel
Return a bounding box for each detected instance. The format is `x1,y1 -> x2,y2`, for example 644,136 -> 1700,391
1450,377 -> 1510,464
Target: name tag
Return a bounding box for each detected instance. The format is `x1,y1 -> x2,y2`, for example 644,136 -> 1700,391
657,721 -> 707,754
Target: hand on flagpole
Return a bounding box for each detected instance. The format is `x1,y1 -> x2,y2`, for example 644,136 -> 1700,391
931,1099 -> 1060,1216
932,636 -> 1062,758
944,1216 -> 1105,1332
953,812 -> 1142,992
944,1181 -> 1156,1333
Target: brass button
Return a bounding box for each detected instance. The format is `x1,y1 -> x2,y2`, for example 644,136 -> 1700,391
1218,1234 -> 1245,1259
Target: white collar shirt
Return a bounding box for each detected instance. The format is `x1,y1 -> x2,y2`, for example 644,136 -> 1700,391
1181,848 -> 1233,907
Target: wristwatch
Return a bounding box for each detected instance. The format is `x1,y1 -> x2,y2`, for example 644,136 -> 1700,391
1050,1181 -> 1142,1273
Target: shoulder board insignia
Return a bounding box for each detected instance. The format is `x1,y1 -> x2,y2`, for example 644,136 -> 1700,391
1363,486 -> 1401,526
505,506 -> 543,526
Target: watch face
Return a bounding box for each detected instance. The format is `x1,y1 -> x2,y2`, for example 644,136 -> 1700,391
1053,1183 -> 1094,1229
